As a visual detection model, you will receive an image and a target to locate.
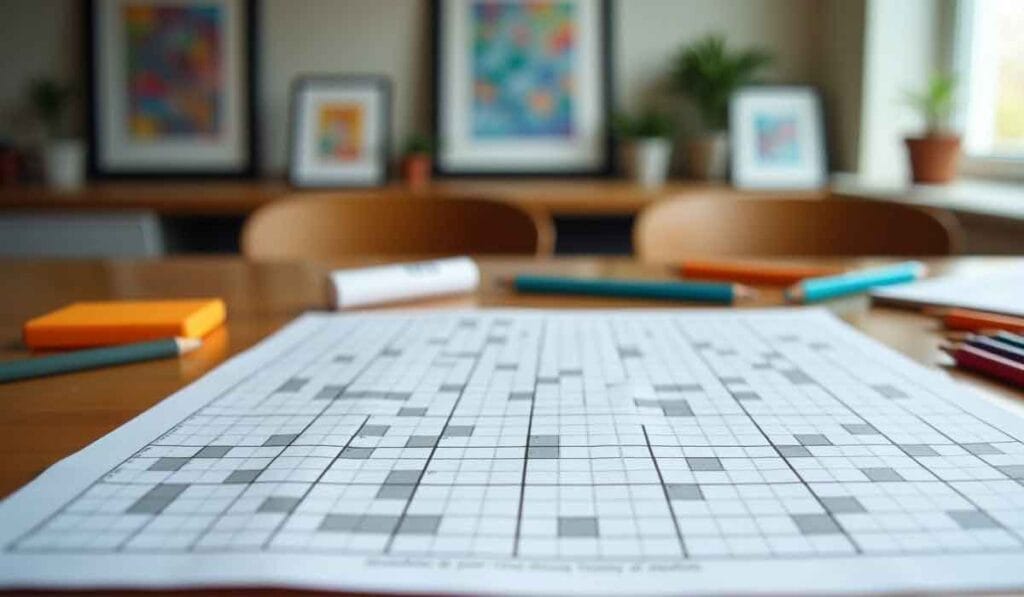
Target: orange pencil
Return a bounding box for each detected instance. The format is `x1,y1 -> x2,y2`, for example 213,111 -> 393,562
943,309 -> 1024,334
679,259 -> 844,286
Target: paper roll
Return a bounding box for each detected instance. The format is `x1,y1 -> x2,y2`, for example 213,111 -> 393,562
329,257 -> 480,309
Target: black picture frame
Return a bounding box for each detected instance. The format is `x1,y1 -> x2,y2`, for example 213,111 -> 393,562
431,0 -> 614,177
85,0 -> 259,179
287,74 -> 392,188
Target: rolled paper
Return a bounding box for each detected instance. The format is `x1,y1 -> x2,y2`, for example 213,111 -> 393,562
329,257 -> 480,309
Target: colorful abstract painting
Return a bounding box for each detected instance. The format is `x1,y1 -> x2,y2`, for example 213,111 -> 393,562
317,104 -> 364,162
755,113 -> 801,165
471,1 -> 576,138
124,4 -> 222,140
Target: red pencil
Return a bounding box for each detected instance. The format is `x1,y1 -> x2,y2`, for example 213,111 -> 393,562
941,343 -> 1024,388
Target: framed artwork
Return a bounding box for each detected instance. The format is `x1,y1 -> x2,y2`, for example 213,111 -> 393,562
729,86 -> 827,189
288,75 -> 391,188
86,0 -> 258,178
433,0 -> 613,176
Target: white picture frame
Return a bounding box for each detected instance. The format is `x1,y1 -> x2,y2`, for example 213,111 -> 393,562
730,86 -> 827,190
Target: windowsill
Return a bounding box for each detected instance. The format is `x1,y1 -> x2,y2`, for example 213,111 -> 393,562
832,172 -> 1024,222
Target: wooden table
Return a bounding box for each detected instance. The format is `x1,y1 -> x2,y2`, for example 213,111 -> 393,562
1,256 -> 1022,597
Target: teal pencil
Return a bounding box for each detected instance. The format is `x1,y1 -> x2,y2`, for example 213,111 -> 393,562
510,274 -> 754,304
785,261 -> 927,303
0,337 -> 202,383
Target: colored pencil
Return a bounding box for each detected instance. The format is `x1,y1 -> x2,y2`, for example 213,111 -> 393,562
509,274 -> 755,304
963,335 -> 1024,365
785,261 -> 927,303
943,309 -> 1024,333
0,337 -> 202,383
679,259 -> 843,286
993,331 -> 1024,351
940,343 -> 1024,389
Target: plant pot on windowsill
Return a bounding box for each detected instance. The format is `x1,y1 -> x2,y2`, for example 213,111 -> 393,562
904,134 -> 960,185
624,137 -> 673,189
686,132 -> 728,181
402,152 -> 431,188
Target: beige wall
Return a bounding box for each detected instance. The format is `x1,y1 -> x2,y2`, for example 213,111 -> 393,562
0,0 -> 849,175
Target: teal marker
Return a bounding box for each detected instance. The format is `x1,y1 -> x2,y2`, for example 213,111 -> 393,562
0,337 -> 201,383
511,274 -> 753,304
786,261 -> 927,303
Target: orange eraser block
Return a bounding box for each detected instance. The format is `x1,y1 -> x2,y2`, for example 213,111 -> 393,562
23,299 -> 227,349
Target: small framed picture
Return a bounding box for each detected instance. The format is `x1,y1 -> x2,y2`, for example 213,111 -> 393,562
433,0 -> 613,176
729,86 -> 827,189
288,75 -> 391,187
86,0 -> 258,178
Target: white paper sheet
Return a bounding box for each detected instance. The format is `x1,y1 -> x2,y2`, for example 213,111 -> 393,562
3,309 -> 1024,595
872,267 -> 1024,317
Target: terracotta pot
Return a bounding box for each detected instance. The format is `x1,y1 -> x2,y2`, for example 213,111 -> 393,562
904,135 -> 960,184
686,132 -> 728,181
402,153 -> 432,187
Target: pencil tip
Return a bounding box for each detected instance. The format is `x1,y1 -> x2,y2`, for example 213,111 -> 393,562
176,337 -> 203,354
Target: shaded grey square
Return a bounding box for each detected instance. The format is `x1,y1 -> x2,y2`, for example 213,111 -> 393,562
486,336 -> 507,345
357,515 -> 400,534
495,363 -> 517,371
617,347 -> 643,358
386,392 -> 413,401
194,445 -> 231,458
662,401 -> 694,417
381,348 -> 402,357
782,370 -> 814,385
275,377 -> 308,393
398,407 -> 428,417
385,470 -> 421,484
717,349 -> 738,357
258,496 -> 301,513
861,467 -> 904,482
405,435 -> 438,448
319,514 -> 360,532
948,509 -> 1000,529
820,496 -> 866,514
148,457 -> 188,471
126,484 -> 188,515
752,362 -> 771,370
428,337 -> 447,345
998,465 -> 1024,479
530,435 -> 560,447
313,385 -> 346,400
398,515 -> 442,535
665,483 -> 704,500
732,391 -> 761,401
791,514 -> 842,535
693,341 -> 711,349
558,516 -> 599,538
872,384 -> 907,399
439,384 -> 465,393
900,444 -> 940,457
776,445 -> 812,458
224,469 -> 262,484
685,457 -> 724,472
963,443 -> 1002,456
795,434 -> 832,446
536,376 -> 559,384
341,447 -> 375,459
359,425 -> 390,437
442,425 -> 474,438
841,423 -> 879,436
457,319 -> 477,328
654,384 -> 683,392
528,446 -> 559,459
262,433 -> 299,447
508,392 -> 534,401
376,484 -> 415,500
810,342 -> 831,351
720,376 -> 744,385
333,354 -> 355,363
560,368 -> 583,376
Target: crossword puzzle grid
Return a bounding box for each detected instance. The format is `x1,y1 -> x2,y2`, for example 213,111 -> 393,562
11,312 -> 1024,559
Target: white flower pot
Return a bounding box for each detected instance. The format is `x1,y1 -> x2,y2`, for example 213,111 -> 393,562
43,139 -> 86,190
626,137 -> 672,188
686,132 -> 728,181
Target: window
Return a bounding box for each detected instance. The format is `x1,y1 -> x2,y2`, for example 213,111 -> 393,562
956,0 -> 1024,176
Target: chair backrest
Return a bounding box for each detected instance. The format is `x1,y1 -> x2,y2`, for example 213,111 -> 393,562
242,194 -> 550,260
634,197 -> 962,263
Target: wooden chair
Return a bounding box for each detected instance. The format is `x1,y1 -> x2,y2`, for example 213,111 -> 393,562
634,197 -> 962,263
241,194 -> 552,260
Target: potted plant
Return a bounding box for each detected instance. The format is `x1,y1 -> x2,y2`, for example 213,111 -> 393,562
29,79 -> 83,190
904,73 -> 960,184
671,34 -> 772,181
614,108 -> 675,188
402,133 -> 433,188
